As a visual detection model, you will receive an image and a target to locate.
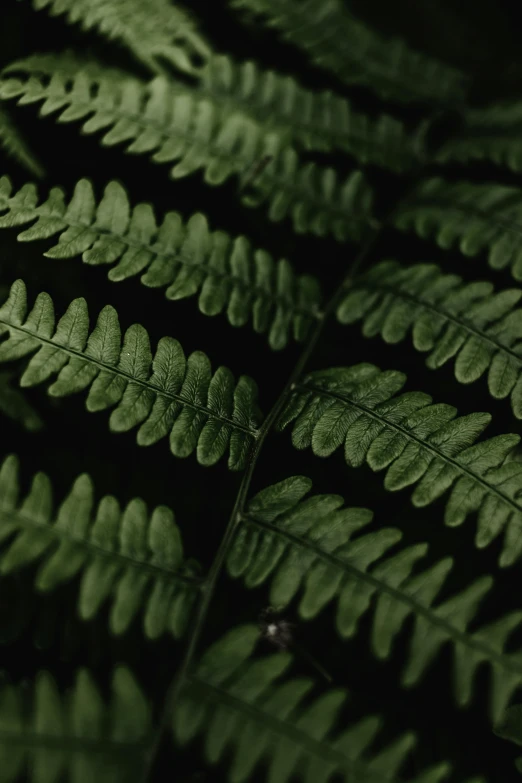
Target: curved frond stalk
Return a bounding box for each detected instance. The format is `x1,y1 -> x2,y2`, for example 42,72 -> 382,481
437,101 -> 522,171
229,0 -> 468,105
199,54 -> 420,171
277,363 -> 522,567
0,280 -> 262,469
0,176 -> 322,351
27,0 -> 211,77
337,261 -> 522,418
173,624 -> 452,783
0,371 -> 43,431
229,475 -> 522,722
0,56 -> 374,243
393,178 -> 522,281
0,666 -> 152,781
0,105 -> 44,178
0,454 -> 201,639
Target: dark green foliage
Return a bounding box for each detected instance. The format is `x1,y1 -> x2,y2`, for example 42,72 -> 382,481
0,279 -> 262,468
1,0 -> 521,781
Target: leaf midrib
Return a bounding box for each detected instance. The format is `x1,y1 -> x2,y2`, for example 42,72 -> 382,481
0,194 -> 321,323
240,512 -> 522,674
1,72 -> 369,223
297,380 -> 522,520
187,675 -> 395,782
0,317 -> 258,437
0,509 -> 201,586
354,276 -> 522,364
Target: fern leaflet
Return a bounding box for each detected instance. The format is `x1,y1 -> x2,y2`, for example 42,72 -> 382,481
278,362 -> 522,567
229,0 -> 468,105
437,101 -> 522,171
393,177 -> 522,282
229,475 -> 522,722
0,280 -> 262,469
174,624 -> 452,783
0,105 -> 44,178
0,454 -> 200,638
0,56 -> 374,242
337,261 -> 522,418
26,0 -> 211,77
0,666 -> 151,782
0,175 -> 322,350
199,54 -> 419,171
0,371 -> 43,431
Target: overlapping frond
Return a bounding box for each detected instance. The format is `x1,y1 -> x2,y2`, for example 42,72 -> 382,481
278,362 -> 522,567
0,280 -> 262,469
437,101 -> 522,171
337,261 -> 522,417
0,371 -> 43,431
199,54 -> 419,170
27,0 -> 211,76
0,454 -> 200,638
229,0 -> 468,105
393,177 -> 522,281
0,55 -> 374,242
229,475 -> 522,722
0,105 -> 43,178
174,624 -> 452,783
0,666 -> 151,782
0,175 -> 322,350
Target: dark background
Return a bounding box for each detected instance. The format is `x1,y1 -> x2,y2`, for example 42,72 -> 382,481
2,0 -> 522,780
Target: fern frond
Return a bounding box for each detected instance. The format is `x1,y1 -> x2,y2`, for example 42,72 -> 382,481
199,54 -> 419,171
278,363 -> 522,567
229,475 -> 522,722
174,624 -> 452,783
0,454 -> 200,638
337,261 -> 522,418
229,0 -> 468,105
0,666 -> 151,782
0,56 -> 374,242
0,371 -> 43,431
393,177 -> 522,282
26,0 -> 211,77
437,102 -> 522,171
0,105 -> 44,178
0,280 -> 262,469
0,175 -> 322,350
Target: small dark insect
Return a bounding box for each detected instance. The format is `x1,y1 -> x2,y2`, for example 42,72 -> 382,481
238,155 -> 274,192
258,606 -> 295,650
258,607 -> 333,682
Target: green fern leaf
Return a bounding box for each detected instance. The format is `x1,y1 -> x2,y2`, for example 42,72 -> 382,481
0,371 -> 43,431
436,101 -> 522,171
0,666 -> 151,782
26,0 -> 211,77
337,261 -> 522,417
278,362 -> 522,567
0,280 -> 262,469
0,454 -> 200,638
199,54 -> 419,170
393,178 -> 522,281
0,175 -> 322,350
0,105 -> 44,178
173,624 -> 452,783
0,56 -> 374,242
229,475 -> 522,722
229,0 -> 468,105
